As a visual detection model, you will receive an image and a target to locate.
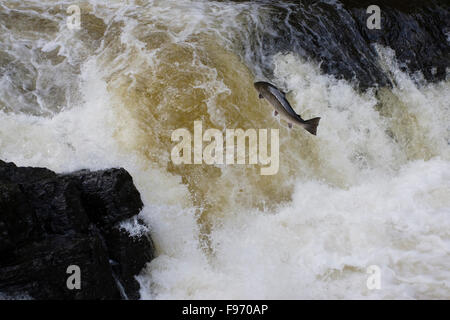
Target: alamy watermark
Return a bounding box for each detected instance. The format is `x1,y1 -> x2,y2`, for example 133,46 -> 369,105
367,5 -> 381,30
67,5 -> 81,30
366,265 -> 381,290
171,121 -> 279,175
66,265 -> 81,290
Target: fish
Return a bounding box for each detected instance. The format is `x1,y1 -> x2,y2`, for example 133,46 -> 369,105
254,81 -> 320,135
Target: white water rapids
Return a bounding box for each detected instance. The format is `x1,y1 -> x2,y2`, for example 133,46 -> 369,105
0,0 -> 449,299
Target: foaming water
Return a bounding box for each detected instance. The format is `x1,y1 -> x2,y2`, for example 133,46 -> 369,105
0,0 -> 449,299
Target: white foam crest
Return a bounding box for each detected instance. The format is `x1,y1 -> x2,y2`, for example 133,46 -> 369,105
146,159 -> 450,299
272,53 -> 402,185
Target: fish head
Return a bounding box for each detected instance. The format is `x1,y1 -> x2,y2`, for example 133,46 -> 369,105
254,82 -> 264,92
254,82 -> 270,96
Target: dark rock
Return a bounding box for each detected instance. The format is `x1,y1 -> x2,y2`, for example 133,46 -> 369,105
0,160 -> 56,184
0,160 -> 154,300
67,169 -> 143,230
343,0 -> 449,87
103,224 -> 153,300
230,0 -> 449,90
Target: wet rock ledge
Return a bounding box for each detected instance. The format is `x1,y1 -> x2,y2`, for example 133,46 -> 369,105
0,160 -> 154,300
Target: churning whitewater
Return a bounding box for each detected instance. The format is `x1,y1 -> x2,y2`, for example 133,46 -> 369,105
0,0 -> 449,299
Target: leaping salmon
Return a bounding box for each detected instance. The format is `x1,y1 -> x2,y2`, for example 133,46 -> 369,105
254,81 -> 320,135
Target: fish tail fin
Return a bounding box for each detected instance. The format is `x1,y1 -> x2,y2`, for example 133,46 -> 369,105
303,117 -> 321,135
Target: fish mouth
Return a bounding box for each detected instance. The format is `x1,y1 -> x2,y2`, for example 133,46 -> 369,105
253,82 -> 263,90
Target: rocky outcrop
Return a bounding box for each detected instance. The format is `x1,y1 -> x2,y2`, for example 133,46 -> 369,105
0,160 -> 154,300
233,0 -> 449,90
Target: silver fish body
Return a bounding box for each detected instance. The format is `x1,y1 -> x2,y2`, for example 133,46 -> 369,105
254,81 -> 320,135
